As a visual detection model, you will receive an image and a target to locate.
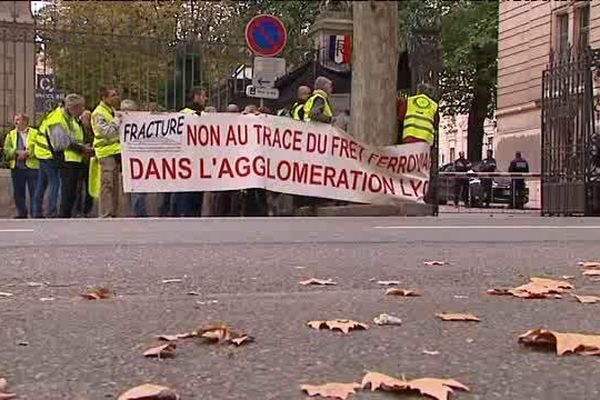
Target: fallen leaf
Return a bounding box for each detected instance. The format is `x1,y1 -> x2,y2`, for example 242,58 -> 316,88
39,297 -> 55,302
423,350 -> 440,356
373,313 -> 402,326
361,372 -> 469,400
361,371 -> 406,391
377,280 -> 400,286
404,378 -> 470,400
307,319 -> 368,334
187,291 -> 200,296
198,324 -> 253,346
436,313 -> 480,322
465,338 -> 474,344
117,383 -> 180,400
423,260 -> 447,266
17,341 -> 28,346
583,270 -> 600,276
573,294 -> 600,304
162,278 -> 182,284
561,275 -> 575,280
488,277 -> 573,299
143,342 -> 176,358
27,281 -> 45,287
518,328 -> 600,356
81,287 -> 112,300
0,378 -> 16,399
578,261 -> 600,269
157,332 -> 195,342
299,278 -> 337,286
385,288 -> 420,297
0,292 -> 13,298
300,382 -> 361,399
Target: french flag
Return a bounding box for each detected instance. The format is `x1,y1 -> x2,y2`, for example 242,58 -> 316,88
328,35 -> 352,64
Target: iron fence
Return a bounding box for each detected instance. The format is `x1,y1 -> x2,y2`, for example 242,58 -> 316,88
541,48 -> 600,216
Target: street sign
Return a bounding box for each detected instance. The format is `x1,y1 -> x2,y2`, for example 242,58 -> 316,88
252,57 -> 286,88
245,14 -> 287,57
246,85 -> 279,100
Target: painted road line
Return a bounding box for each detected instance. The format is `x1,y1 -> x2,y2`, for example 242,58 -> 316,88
373,225 -> 600,230
0,229 -> 34,233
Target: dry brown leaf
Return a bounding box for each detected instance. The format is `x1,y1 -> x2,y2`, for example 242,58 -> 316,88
385,288 -> 420,297
0,378 -> 15,400
81,287 -> 112,300
299,278 -> 337,286
198,324 -> 253,346
361,372 -> 469,400
436,313 -> 480,322
519,328 -> 600,356
307,319 -> 368,334
488,277 -> 573,299
300,382 -> 361,399
578,261 -> 600,269
405,378 -> 470,400
143,342 -> 176,358
0,292 -> 14,298
574,294 -> 600,304
423,350 -> 440,356
583,270 -> 600,276
377,280 -> 400,286
157,332 -> 195,342
361,371 -> 407,391
117,383 -> 180,400
423,260 -> 447,266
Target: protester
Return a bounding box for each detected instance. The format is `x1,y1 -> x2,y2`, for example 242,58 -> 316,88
91,87 -> 122,218
33,107 -> 61,218
204,106 -> 217,113
304,77 -> 334,123
398,82 -> 439,146
291,85 -> 311,121
226,103 -> 240,113
508,151 -> 529,209
3,113 -> 39,218
453,151 -> 472,207
171,87 -> 208,217
120,99 -> 147,217
480,149 -> 497,207
72,109 -> 95,217
242,104 -> 259,115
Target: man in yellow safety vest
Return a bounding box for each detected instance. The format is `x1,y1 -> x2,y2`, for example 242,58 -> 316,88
304,76 -> 334,123
400,83 -> 439,146
91,87 -> 122,218
3,113 -> 39,218
290,85 -> 311,121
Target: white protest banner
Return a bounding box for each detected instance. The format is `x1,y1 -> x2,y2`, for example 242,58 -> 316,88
120,112 -> 431,205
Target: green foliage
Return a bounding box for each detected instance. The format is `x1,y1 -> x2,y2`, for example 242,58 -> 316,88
440,0 -> 498,117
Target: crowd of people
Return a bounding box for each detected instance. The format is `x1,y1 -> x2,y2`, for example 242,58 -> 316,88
2,76 -> 344,219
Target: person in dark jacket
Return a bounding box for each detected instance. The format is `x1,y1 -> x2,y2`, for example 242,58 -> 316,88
508,151 -> 529,209
453,151 -> 472,207
480,149 -> 497,207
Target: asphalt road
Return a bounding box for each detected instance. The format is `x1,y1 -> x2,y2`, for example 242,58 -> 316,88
1,215 -> 600,400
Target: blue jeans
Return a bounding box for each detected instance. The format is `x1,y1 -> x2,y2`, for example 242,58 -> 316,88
33,159 -> 60,218
11,168 -> 38,218
131,193 -> 148,217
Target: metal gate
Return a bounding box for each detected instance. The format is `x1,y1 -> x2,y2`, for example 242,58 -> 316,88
541,48 -> 600,216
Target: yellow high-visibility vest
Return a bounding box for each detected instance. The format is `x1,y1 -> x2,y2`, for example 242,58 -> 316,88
34,106 -> 84,162
291,102 -> 304,121
402,94 -> 438,146
92,101 -> 120,159
303,90 -> 333,122
3,127 -> 39,169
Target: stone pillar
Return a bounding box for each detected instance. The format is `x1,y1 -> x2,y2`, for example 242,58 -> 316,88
0,1 -> 35,132
351,1 -> 398,146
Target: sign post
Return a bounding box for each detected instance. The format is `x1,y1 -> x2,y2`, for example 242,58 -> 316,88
245,15 -> 288,102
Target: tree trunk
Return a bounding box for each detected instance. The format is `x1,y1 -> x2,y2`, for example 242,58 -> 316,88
467,70 -> 491,163
351,1 -> 398,146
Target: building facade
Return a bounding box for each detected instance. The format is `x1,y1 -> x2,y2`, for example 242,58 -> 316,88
438,114 -> 496,166
496,0 -> 600,172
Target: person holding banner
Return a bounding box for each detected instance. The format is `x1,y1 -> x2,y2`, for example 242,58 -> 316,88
91,87 -> 123,218
304,77 -> 334,123
399,83 -> 439,146
291,85 -> 311,121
